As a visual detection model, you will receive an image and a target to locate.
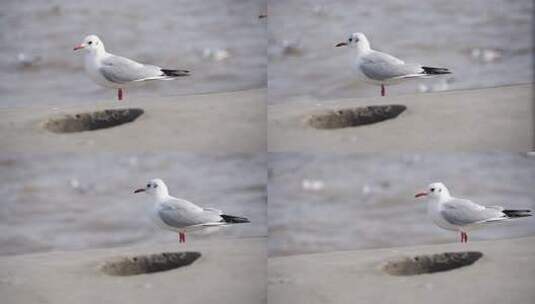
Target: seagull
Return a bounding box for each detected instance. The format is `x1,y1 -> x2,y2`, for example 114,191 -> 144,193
134,178 -> 250,243
336,32 -> 451,96
415,182 -> 531,243
73,35 -> 190,101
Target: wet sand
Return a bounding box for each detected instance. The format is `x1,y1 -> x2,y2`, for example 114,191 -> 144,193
268,84 -> 533,152
268,236 -> 535,304
0,89 -> 266,152
0,237 -> 266,304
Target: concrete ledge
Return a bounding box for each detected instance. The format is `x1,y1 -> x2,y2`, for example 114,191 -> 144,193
268,236 -> 535,304
0,237 -> 266,304
0,89 -> 266,152
268,84 -> 533,152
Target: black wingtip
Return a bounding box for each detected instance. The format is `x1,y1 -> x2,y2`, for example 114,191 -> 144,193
161,69 -> 190,77
422,66 -> 451,75
221,214 -> 250,224
503,209 -> 532,218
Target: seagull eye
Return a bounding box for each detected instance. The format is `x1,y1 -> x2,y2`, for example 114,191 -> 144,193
88,41 -> 93,45
430,188 -> 435,192
348,38 -> 352,42
146,183 -> 150,188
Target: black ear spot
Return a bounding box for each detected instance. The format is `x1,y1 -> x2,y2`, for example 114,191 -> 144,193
438,189 -> 442,192
154,184 -> 158,188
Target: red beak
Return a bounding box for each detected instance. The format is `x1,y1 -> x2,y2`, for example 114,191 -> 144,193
414,192 -> 428,198
134,188 -> 145,193
73,44 -> 84,51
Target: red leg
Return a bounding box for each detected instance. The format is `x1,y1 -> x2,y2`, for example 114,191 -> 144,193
179,232 -> 186,243
118,88 -> 123,101
460,232 -> 468,243
381,84 -> 385,96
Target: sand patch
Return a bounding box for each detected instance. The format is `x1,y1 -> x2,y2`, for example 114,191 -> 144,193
100,251 -> 201,276
383,251 -> 483,276
307,105 -> 406,129
44,108 -> 144,133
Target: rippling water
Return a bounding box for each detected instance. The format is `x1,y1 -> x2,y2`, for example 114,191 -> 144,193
0,0 -> 266,107
268,0 -> 533,103
0,153 -> 266,256
268,153 -> 535,256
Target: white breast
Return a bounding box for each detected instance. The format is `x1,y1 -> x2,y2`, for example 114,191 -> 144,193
84,53 -> 120,88
149,204 -> 180,232
352,57 -> 382,85
428,200 -> 458,231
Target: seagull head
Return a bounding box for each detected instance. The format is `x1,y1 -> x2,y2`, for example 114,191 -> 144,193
73,35 -> 105,53
134,178 -> 169,199
335,32 -> 370,52
414,182 -> 451,200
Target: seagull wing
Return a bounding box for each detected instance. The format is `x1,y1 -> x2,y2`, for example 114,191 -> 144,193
360,51 -> 423,81
440,198 -> 506,226
157,199 -> 223,229
99,54 -> 164,84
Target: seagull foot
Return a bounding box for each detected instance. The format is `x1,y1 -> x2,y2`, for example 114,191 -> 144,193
118,88 -> 123,101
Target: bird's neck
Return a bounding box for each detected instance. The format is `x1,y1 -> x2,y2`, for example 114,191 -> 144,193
354,42 -> 371,56
438,193 -> 452,203
154,191 -> 171,202
86,47 -> 106,59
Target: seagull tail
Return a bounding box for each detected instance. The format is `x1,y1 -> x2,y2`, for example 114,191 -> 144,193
161,69 -> 190,77
220,214 -> 250,224
503,209 -> 532,218
422,66 -> 451,75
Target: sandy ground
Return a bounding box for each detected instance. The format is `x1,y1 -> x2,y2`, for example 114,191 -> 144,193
268,236 -> 535,304
0,89 -> 266,153
268,84 -> 533,152
0,237 -> 266,304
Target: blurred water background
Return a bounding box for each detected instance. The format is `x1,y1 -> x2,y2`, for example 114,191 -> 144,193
268,0 -> 533,103
268,153 -> 535,256
0,0 -> 266,107
0,153 -> 266,256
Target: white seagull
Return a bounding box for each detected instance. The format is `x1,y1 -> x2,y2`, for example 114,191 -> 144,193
134,178 -> 250,243
73,35 -> 190,101
415,182 -> 531,243
336,32 -> 450,96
